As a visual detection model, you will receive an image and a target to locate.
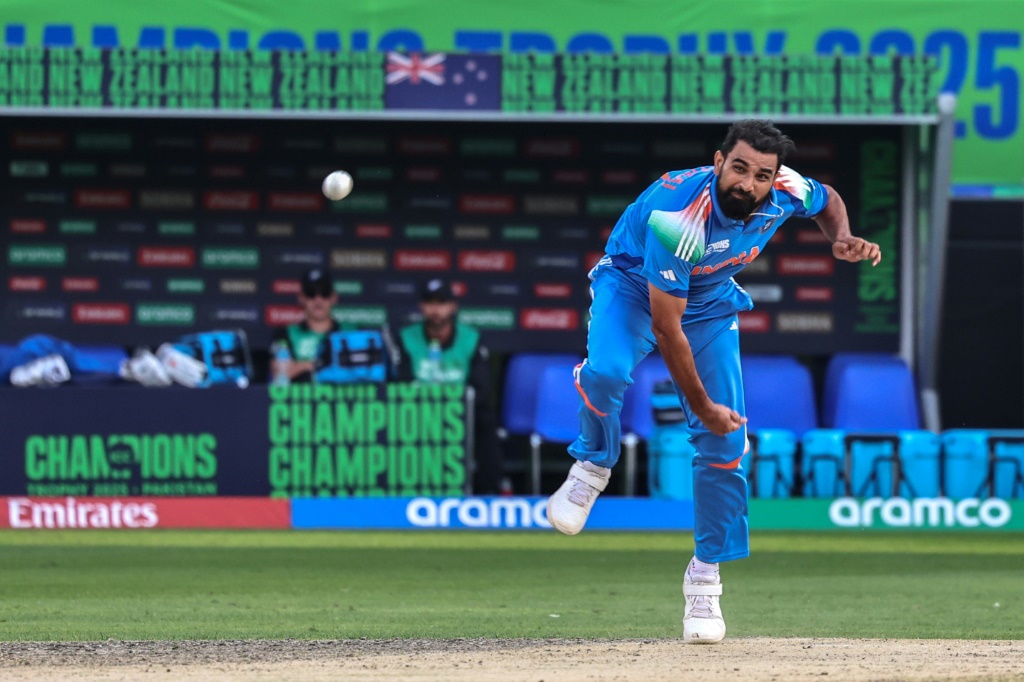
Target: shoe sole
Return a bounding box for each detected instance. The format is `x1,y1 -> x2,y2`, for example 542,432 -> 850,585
683,620 -> 726,644
545,497 -> 581,536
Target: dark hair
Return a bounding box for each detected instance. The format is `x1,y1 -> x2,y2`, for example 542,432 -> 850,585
720,119 -> 795,169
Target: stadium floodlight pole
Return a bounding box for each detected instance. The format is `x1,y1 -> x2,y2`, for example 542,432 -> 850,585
918,93 -> 957,433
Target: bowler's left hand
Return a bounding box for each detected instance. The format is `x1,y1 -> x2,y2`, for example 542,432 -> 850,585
833,236 -> 882,266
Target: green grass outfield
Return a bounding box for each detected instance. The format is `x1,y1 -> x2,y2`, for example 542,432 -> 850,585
0,530 -> 1021,641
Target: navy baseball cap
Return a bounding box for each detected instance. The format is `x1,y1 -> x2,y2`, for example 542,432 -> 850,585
421,278 -> 453,302
300,268 -> 334,297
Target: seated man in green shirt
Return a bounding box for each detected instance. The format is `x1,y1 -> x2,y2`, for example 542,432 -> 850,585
396,279 -> 506,495
269,268 -> 340,383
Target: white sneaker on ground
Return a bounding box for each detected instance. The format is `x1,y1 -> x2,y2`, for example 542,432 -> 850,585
10,354 -> 71,387
546,460 -> 611,535
683,565 -> 726,644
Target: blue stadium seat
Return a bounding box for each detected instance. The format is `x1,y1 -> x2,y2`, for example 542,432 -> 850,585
529,362 -> 585,494
822,353 -> 892,427
941,429 -> 990,498
743,430 -> 798,498
830,356 -> 921,431
742,355 -> 817,436
801,429 -> 849,497
501,353 -> 583,436
942,429 -> 1024,499
801,429 -> 941,498
647,418 -> 696,500
740,355 -> 817,498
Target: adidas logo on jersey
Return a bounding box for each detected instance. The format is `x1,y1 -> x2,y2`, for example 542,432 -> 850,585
707,238 -> 731,255
659,269 -> 677,282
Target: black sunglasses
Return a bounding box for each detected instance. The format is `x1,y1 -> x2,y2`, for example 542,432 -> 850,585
302,288 -> 333,299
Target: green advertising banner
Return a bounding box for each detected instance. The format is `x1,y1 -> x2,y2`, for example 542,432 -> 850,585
267,382 -> 468,498
0,0 -> 1020,195
750,497 -> 1024,530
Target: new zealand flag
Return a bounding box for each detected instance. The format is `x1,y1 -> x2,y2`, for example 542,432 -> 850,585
384,53 -> 501,111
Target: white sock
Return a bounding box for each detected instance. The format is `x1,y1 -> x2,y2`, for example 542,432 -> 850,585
689,557 -> 719,578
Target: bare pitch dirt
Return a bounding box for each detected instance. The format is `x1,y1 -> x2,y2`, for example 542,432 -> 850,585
1,638 -> 1022,681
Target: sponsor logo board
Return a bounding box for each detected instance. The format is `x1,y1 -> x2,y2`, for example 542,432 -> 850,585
356,224 -> 393,239
330,249 -> 386,270
458,250 -> 515,272
459,195 -> 515,214
738,311 -> 771,332
405,224 -> 441,239
203,191 -> 259,211
534,283 -> 572,298
777,255 -> 835,276
742,284 -> 784,303
10,219 -> 45,234
458,308 -> 515,329
332,307 -> 387,326
62,277 -> 99,292
257,222 -> 294,237
140,190 -> 193,211
453,225 -> 490,240
167,278 -> 205,294
292,497 -> 694,530
264,305 -> 304,326
777,312 -> 834,333
138,247 -> 195,268
60,162 -> 97,177
9,245 -> 66,267
9,160 -> 49,177
59,220 -> 97,235
268,193 -> 323,211
219,279 -> 258,294
206,306 -> 260,324
9,302 -> 66,321
0,497 -> 290,530
76,133 -> 131,151
136,303 -> 195,325
75,190 -> 130,209
12,132 -> 67,150
202,248 -> 259,269
502,226 -> 539,241
523,195 -> 578,215
520,308 -> 580,330
157,221 -> 196,236
394,250 -> 451,271
73,303 -> 130,324
274,249 -> 324,267
795,286 -> 835,302
9,276 -> 46,292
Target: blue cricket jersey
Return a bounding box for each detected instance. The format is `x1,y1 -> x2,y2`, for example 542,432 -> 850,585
601,165 -> 830,321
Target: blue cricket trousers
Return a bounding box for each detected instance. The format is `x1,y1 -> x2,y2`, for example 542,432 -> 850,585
568,264 -> 749,563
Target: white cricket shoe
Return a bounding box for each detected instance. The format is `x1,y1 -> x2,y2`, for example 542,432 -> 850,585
10,354 -> 71,387
683,567 -> 726,644
546,460 -> 611,535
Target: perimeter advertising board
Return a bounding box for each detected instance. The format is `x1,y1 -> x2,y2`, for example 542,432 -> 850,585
0,384 -> 469,498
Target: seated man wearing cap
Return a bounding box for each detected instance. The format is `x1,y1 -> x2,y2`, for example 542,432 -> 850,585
395,279 -> 506,495
269,268 -> 340,383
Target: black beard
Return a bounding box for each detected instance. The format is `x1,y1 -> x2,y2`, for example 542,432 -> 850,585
716,182 -> 758,220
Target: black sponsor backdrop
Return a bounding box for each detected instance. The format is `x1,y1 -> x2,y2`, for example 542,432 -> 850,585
0,116 -> 902,354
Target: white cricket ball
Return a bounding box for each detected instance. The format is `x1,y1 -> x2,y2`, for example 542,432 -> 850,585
322,170 -> 354,201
